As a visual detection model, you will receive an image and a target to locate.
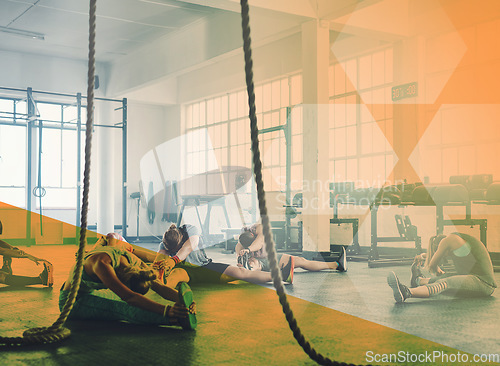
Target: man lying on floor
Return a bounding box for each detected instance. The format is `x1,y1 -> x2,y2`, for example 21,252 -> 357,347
0,220 -> 53,287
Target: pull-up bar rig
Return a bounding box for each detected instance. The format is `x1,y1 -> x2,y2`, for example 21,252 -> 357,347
0,86 -> 129,241
255,106 -> 301,251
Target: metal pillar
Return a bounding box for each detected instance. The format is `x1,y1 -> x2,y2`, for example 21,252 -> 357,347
26,87 -> 36,243
122,98 -> 128,238
284,107 -> 292,250
0,86 -> 127,242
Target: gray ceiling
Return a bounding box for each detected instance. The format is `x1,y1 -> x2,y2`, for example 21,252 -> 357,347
0,0 -> 220,62
0,0 -> 388,67
0,0 -> 371,64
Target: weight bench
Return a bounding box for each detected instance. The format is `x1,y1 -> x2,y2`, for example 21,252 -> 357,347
366,186 -> 424,267
412,184 -> 488,245
332,185 -> 424,267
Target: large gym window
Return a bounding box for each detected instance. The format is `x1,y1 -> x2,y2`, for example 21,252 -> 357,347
329,47 -> 395,187
0,95 -> 87,210
418,104 -> 500,184
36,102 -> 83,209
0,97 -> 27,207
184,73 -> 302,195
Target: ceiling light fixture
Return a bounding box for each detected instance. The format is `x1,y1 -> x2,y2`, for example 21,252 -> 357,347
0,26 -> 45,40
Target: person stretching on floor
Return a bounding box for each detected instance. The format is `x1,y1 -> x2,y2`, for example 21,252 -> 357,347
60,245 -> 196,330
89,232 -> 186,283
153,224 -> 294,289
235,223 -> 347,276
387,233 -> 497,303
0,220 -> 53,287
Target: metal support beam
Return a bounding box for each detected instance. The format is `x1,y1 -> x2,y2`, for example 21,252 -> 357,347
284,107 -> 293,250
257,110 -> 294,250
26,87 -> 36,243
122,98 -> 128,238
0,86 -> 128,243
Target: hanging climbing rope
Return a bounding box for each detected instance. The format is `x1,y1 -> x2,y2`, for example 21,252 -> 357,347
0,0 -> 97,346
239,1 -> 360,365
33,119 -> 46,236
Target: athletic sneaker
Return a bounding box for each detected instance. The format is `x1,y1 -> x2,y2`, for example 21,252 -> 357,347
337,247 -> 347,272
238,252 -> 252,270
387,271 -> 411,303
280,256 -> 294,284
1,256 -> 13,275
176,282 -> 197,330
410,262 -> 423,288
39,262 -> 54,287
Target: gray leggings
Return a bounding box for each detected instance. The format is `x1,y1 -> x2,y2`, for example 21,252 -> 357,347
426,275 -> 495,297
59,289 -> 171,325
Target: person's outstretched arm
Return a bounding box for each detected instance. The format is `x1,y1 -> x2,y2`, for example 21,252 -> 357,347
427,237 -> 451,274
175,235 -> 199,261
89,253 -> 184,316
241,224 -> 265,254
0,239 -> 50,264
235,242 -> 244,258
150,280 -> 180,302
154,225 -> 201,275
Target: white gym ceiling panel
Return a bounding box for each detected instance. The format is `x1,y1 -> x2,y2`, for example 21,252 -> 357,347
0,0 -> 220,62
12,6 -> 87,35
0,1 -> 32,26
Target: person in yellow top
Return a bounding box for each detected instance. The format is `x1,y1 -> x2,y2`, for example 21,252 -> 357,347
60,244 -> 196,330
94,226 -> 295,289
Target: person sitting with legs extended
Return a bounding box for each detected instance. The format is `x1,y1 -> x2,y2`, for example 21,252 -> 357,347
387,233 -> 497,303
60,245 -> 197,330
236,223 -> 347,276
0,220 -> 53,287
153,223 -> 295,288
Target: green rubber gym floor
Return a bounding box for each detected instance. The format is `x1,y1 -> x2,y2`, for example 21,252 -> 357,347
1,244 -> 499,365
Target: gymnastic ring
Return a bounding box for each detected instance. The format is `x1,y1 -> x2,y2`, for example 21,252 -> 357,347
33,186 -> 47,198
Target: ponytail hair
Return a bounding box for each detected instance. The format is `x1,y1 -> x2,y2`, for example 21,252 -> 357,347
117,266 -> 156,295
162,224 -> 183,255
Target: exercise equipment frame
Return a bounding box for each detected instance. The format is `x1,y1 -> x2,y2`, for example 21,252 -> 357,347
0,86 -> 129,240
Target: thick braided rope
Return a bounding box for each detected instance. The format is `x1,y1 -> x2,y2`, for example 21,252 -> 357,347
0,0 -> 97,346
239,1 -> 362,365
52,0 -> 97,330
